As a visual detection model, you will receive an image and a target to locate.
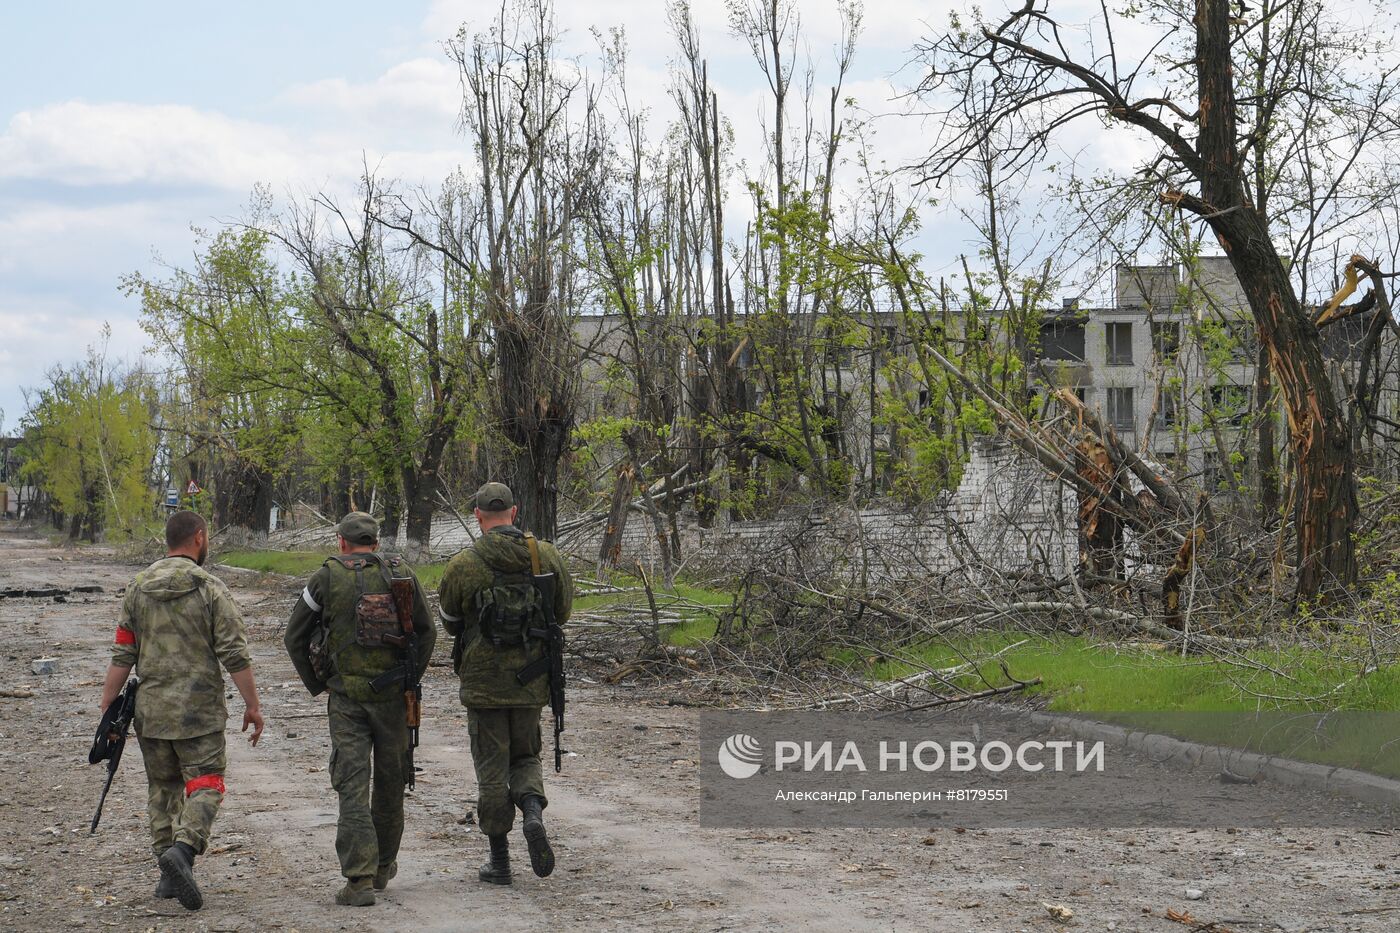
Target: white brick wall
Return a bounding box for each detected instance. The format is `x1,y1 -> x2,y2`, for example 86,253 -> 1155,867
265,440 -> 1080,584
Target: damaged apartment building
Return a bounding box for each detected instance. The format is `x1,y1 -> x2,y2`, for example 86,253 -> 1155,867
572,255 -> 1392,505
1038,256 -> 1390,492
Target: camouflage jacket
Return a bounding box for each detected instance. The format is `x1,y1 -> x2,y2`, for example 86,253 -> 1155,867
112,556 -> 251,740
284,553 -> 435,703
437,526 -> 572,708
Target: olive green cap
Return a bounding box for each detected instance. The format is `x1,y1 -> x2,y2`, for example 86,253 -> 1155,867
473,482 -> 514,512
335,511 -> 379,545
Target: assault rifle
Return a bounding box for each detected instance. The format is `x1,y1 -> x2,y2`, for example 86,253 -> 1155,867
88,676 -> 140,834
372,577 -> 423,788
517,536 -> 566,772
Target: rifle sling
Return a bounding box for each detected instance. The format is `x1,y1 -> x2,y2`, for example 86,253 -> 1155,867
369,664 -> 411,693
516,653 -> 550,685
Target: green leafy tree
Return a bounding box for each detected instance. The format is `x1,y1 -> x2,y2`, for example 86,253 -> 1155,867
19,338 -> 156,541
132,222 -> 302,539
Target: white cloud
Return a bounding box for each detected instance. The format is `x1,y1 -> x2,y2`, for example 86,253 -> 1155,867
279,57 -> 462,131
0,100 -> 464,194
0,300 -> 148,425
0,102 -> 308,189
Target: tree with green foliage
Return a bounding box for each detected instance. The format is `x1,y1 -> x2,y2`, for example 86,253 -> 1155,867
275,176 -> 486,554
131,220 -> 302,541
19,338 -> 156,541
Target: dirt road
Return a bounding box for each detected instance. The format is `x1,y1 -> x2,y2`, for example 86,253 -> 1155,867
1,528 -> 1397,932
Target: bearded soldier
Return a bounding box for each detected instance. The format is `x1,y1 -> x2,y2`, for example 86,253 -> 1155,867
437,483 -> 572,885
284,512 -> 435,907
101,510 -> 264,911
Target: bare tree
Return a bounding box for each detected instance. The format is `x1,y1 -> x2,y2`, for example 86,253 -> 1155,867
392,0 -> 600,539
912,0 -> 1400,597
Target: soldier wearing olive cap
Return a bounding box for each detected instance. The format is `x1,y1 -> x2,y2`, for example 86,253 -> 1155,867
284,511 -> 436,907
437,483 -> 573,885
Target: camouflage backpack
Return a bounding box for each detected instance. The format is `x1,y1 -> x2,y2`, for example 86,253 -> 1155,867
470,533 -> 550,649
475,566 -> 548,647
308,554 -> 405,681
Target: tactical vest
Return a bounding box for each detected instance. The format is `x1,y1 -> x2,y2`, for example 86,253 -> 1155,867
320,554 -> 407,702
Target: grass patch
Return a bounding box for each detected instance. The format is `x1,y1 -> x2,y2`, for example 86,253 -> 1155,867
219,550 -> 327,577
215,553 -> 734,612
574,570 -> 729,645
665,614 -> 720,647
842,631 -> 1400,712
843,631 -> 1400,778
219,549 -> 449,589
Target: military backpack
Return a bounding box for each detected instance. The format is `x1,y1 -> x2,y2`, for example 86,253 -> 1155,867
452,533 -> 551,673
308,553 -> 407,683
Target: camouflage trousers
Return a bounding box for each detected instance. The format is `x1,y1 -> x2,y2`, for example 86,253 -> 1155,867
137,730 -> 227,858
328,691 -> 409,880
467,706 -> 547,837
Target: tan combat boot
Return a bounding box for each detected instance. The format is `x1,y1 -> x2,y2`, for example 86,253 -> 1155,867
373,861 -> 397,891
335,877 -> 376,907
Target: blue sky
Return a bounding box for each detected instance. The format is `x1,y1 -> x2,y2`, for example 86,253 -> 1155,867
0,0 -> 1136,426
0,2 -> 441,422
0,4 -> 431,117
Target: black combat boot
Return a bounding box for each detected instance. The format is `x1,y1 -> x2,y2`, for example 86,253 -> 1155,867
154,851 -> 176,899
157,841 -> 203,910
478,834 -> 512,885
154,840 -> 176,896
520,795 -> 555,878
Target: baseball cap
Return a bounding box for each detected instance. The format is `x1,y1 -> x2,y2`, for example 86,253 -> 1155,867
473,482 -> 514,512
335,511 -> 380,545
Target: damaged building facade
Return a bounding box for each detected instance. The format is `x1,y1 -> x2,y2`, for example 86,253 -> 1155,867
565,256 -> 1392,579
576,255 -> 1390,502
1037,257 -> 1390,491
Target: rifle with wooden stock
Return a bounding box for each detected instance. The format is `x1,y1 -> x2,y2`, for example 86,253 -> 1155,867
371,578 -> 423,788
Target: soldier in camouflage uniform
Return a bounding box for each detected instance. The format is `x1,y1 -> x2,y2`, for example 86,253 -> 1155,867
284,512 -> 436,907
437,482 -> 572,885
101,510 -> 264,912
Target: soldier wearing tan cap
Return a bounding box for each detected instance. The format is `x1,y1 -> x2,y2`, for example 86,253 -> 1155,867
284,511 -> 436,906
437,483 -> 573,884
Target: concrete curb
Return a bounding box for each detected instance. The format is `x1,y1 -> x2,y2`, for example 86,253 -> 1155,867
1022,709 -> 1400,811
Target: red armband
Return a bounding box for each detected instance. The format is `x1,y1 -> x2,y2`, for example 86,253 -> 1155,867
114,627 -> 136,646
185,774 -> 225,796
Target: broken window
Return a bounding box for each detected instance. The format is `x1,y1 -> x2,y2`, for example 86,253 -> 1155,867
1106,322 -> 1133,365
1210,384 -> 1250,426
1040,321 -> 1086,361
1151,322 -> 1181,362
1203,450 -> 1225,489
1106,386 -> 1135,432
1225,320 -> 1258,362
1155,387 -> 1181,429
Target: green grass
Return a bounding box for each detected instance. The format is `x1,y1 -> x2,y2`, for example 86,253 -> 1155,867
840,632 -> 1400,778
216,553 -> 731,626
839,631 -> 1400,712
574,571 -> 730,646
219,549 -> 449,588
